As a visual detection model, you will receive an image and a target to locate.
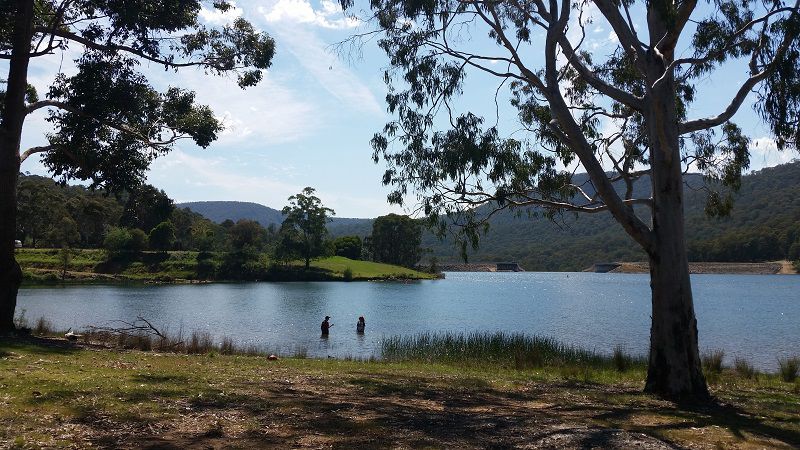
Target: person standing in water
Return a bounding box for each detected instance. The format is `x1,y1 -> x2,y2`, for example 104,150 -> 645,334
321,316 -> 333,337
356,316 -> 365,334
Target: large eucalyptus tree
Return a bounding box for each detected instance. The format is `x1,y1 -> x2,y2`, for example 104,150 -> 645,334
1,1 -> 274,332
341,0 -> 800,399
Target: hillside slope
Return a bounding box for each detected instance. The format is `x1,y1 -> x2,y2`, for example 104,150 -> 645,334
179,161 -> 800,271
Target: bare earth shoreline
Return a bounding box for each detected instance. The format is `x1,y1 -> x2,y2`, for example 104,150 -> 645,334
441,261 -> 798,274
608,261 -> 798,275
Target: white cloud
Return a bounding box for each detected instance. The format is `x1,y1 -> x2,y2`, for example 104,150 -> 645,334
261,0 -> 360,29
265,24 -> 382,114
748,137 -> 798,171
148,149 -> 303,204
199,2 -> 243,25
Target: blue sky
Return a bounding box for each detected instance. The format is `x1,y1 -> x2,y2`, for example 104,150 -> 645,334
14,0 -> 799,218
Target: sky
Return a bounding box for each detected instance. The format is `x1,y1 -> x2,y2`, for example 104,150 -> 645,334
12,0 -> 799,218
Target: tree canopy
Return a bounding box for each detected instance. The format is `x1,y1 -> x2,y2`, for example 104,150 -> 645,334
279,187 -> 335,269
342,0 -> 800,400
1,0 -> 275,333
371,214 -> 423,268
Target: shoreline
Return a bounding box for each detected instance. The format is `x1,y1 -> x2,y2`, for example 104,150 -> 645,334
440,261 -> 798,275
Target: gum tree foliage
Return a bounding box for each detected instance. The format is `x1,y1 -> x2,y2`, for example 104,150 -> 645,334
371,213 -> 423,268
332,235 -> 363,259
340,0 -> 800,400
279,187 -> 335,269
0,0 -> 275,332
121,185 -> 175,233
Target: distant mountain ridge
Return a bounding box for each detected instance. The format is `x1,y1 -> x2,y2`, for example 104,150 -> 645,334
177,200 -> 374,235
179,161 -> 800,271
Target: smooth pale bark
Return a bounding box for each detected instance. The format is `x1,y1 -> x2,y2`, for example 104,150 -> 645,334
641,25 -> 709,399
0,0 -> 33,333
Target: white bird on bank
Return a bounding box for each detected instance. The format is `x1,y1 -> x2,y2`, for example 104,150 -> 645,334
64,328 -> 82,341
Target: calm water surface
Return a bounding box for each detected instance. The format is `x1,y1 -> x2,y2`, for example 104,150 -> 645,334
17,272 -> 800,370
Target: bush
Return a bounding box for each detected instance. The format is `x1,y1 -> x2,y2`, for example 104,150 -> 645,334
333,236 -> 362,260
103,227 -> 132,257
343,266 -> 354,281
33,317 -> 54,336
196,259 -> 217,279
148,221 -> 176,251
128,228 -> 148,252
778,357 -> 799,382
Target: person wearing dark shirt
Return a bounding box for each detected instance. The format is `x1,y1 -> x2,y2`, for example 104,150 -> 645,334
321,316 -> 332,336
356,316 -> 365,334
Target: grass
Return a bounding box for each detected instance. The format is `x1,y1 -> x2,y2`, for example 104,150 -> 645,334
310,256 -> 437,280
0,336 -> 798,449
380,332 -> 648,380
779,356 -> 800,382
734,357 -> 757,379
702,349 -> 725,375
16,249 -> 436,283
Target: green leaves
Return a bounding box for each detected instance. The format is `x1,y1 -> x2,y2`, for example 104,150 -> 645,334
279,188 -> 335,267
41,55 -> 222,192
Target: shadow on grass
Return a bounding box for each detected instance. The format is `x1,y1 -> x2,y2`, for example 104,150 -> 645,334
32,365 -> 796,449
0,336 -> 79,356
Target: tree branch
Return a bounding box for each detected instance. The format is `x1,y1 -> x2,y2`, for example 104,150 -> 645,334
25,100 -> 184,150
33,26 -> 228,70
20,145 -> 54,163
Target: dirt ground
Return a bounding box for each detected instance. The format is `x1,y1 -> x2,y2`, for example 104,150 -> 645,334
2,339 -> 798,449
88,372 -> 799,449
611,261 -> 797,274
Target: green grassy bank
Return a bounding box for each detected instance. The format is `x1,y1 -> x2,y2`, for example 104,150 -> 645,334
1,335 -> 798,449
16,248 -> 436,284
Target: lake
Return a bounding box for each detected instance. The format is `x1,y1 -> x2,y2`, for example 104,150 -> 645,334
16,272 -> 800,371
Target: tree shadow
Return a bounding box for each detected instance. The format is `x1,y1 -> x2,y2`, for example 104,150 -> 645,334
0,336 -> 79,355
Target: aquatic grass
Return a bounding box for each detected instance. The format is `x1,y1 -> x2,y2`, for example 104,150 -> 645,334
293,346 -> 308,359
702,349 -> 725,374
612,345 -> 632,372
220,337 -> 236,355
379,332 -> 645,372
187,331 -> 214,354
734,357 -> 757,379
778,357 -> 799,382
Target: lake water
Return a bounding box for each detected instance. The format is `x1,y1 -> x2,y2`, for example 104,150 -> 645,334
16,272 -> 800,371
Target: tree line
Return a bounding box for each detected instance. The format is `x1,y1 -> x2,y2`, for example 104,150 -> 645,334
15,175 -> 425,279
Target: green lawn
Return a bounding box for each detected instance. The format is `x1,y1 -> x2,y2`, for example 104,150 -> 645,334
310,255 -> 437,280
16,248 -> 436,282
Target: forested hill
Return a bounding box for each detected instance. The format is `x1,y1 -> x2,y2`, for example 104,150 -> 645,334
179,161 -> 800,271
421,161 -> 800,271
178,201 -> 284,227
178,201 -> 374,234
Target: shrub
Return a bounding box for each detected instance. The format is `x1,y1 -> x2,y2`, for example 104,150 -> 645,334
778,357 -> 799,382
343,266 -> 354,281
33,317 -> 54,336
733,357 -> 756,379
196,259 -> 217,279
103,227 -> 132,257
128,228 -> 148,252
148,221 -> 176,251
702,349 -> 725,374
